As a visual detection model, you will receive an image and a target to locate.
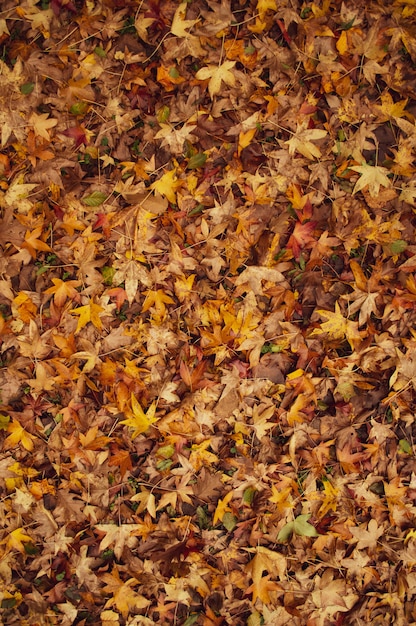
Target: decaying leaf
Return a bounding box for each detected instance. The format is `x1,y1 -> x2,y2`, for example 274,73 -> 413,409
1,2 -> 415,624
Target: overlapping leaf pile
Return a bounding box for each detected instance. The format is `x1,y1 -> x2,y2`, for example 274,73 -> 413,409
1,0 -> 416,624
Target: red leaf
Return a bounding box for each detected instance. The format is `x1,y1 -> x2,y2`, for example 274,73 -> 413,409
287,221 -> 317,259
61,125 -> 88,147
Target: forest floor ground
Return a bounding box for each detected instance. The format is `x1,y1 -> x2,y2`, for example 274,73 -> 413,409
1,1 -> 416,625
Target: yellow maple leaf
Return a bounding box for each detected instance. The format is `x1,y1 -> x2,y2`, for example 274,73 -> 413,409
142,289 -> 175,317
269,485 -> 294,513
1,175 -> 38,212
350,162 -> 391,198
119,394 -> 158,439
319,478 -> 339,516
374,91 -> 409,121
4,419 -> 36,451
174,274 -> 196,301
170,2 -> 199,37
286,393 -> 311,426
70,299 -> 105,334
312,301 -> 362,349
257,0 -> 277,19
189,440 -> 219,471
285,124 -> 328,160
150,169 -> 181,204
213,490 -> 233,525
245,546 -> 286,603
195,61 -> 236,98
2,527 -> 33,553
102,567 -> 150,618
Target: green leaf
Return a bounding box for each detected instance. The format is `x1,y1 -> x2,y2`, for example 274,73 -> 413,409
247,611 -> 262,626
157,105 -> 170,123
156,458 -> 172,471
187,153 -> 207,169
196,506 -> 210,529
340,17 -> 355,30
70,101 -> 89,116
277,521 -> 294,542
82,191 -> 107,206
183,615 -> 199,626
169,67 -> 180,78
389,240 -> 408,255
94,46 -> 106,57
0,414 -> 10,430
157,444 -> 175,459
188,203 -> 205,216
399,439 -> 412,454
24,542 -> 39,555
293,514 -> 319,537
243,487 -> 256,506
278,515 -> 319,542
101,266 -> 115,285
222,512 -> 237,531
20,82 -> 35,95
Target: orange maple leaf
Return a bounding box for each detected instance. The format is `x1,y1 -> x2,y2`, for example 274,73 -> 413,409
108,447 -> 133,478
21,226 -> 52,258
44,278 -> 82,307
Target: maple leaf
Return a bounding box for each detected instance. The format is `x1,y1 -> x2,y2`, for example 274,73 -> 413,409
21,225 -> 52,258
119,394 -> 158,439
213,490 -> 233,525
0,175 -> 38,213
26,130 -> 55,167
286,393 -> 313,426
373,91 -> 409,121
28,112 -> 57,141
311,570 -> 359,621
108,448 -> 132,478
312,302 -> 363,349
245,546 -> 285,603
349,518 -> 383,550
350,162 -> 391,197
399,182 -> 416,206
70,299 -> 105,334
234,266 -> 286,295
171,2 -> 200,37
107,287 -> 128,310
44,278 -> 81,307
4,419 -> 36,451
195,61 -> 236,98
157,65 -> 186,91
251,403 -> 276,439
61,125 -> 92,147
155,123 -> 197,155
101,567 -> 150,618
287,220 -> 317,260
2,527 -> 33,553
269,483 -> 294,513
285,125 -> 327,160
189,440 -> 219,471
130,488 -> 157,518
95,524 -> 138,560
150,169 -> 181,204
142,289 -> 175,318
314,477 -> 339,517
